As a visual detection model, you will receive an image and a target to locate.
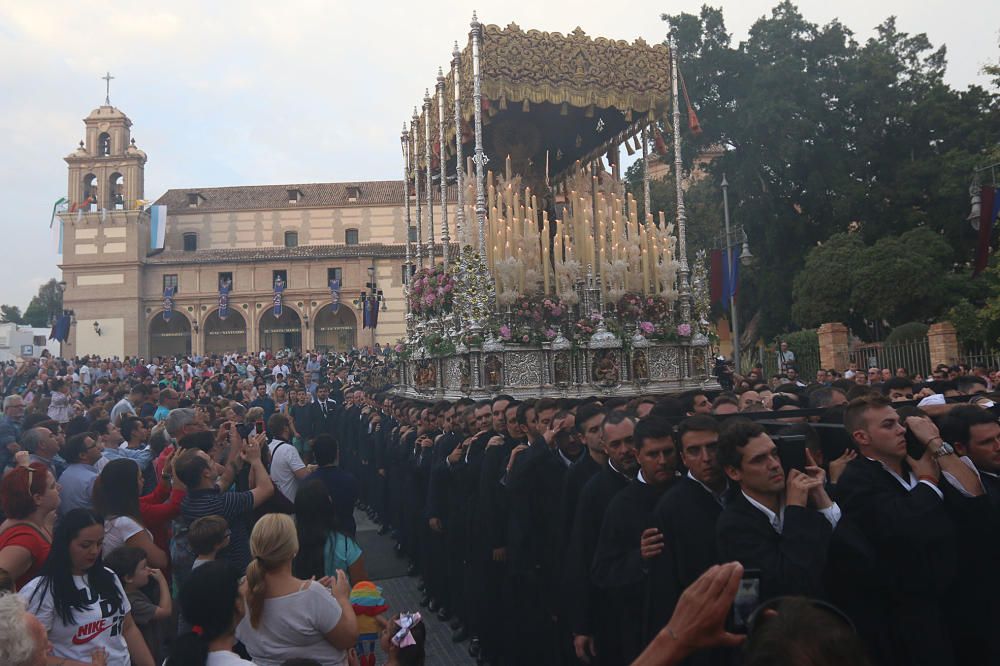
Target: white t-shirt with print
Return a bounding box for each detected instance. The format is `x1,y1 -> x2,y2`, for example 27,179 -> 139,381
208,651 -> 258,665
235,580 -> 344,666
20,568 -> 132,665
267,439 -> 306,502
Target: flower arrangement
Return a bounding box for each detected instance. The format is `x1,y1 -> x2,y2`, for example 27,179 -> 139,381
408,266 -> 455,318
421,331 -> 456,357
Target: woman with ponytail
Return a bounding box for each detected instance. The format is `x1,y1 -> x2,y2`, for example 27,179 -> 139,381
167,560 -> 252,665
236,513 -> 358,666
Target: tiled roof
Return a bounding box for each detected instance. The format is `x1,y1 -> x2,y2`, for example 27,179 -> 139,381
154,180 -> 457,213
144,243 -> 453,265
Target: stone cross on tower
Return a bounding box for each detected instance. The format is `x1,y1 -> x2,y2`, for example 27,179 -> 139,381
102,71 -> 115,105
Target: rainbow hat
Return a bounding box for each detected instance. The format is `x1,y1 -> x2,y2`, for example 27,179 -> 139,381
350,581 -> 388,616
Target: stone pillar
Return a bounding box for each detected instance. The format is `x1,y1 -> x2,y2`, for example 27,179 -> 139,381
927,321 -> 959,369
817,322 -> 850,371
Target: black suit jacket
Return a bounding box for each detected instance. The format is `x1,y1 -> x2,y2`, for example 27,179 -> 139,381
309,400 -> 338,437
835,456 -> 980,666
716,491 -> 833,601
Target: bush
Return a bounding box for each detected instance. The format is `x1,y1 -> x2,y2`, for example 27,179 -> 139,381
885,322 -> 929,345
778,329 -> 819,357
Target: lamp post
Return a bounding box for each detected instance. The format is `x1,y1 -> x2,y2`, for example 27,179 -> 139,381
720,174 -> 753,372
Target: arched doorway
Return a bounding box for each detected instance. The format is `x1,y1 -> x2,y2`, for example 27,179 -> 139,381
313,306 -> 358,353
259,307 -> 302,353
203,310 -> 247,355
148,313 -> 191,358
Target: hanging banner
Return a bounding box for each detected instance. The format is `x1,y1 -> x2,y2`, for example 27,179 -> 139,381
273,275 -> 285,318
371,296 -> 381,329
329,279 -> 341,314
218,277 -> 232,320
361,294 -> 371,329
162,285 -> 176,322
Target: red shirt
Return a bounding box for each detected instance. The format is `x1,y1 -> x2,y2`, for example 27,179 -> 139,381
0,523 -> 51,589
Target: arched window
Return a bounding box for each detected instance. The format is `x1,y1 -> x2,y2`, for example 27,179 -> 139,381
109,173 -> 125,210
183,233 -> 198,252
98,132 -> 112,156
82,174 -> 99,210
284,231 -> 299,247
345,228 -> 359,245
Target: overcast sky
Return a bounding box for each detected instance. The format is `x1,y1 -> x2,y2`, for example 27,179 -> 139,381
0,0 -> 995,310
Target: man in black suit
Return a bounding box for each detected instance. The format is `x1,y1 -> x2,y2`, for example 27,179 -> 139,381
649,415 -> 730,663
565,410 -> 637,665
560,401 -> 606,552
310,384 -> 338,437
837,394 -> 985,666
716,419 -> 839,602
592,416 -> 679,663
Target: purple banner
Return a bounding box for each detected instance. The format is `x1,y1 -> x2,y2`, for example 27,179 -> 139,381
329,279 -> 341,314
273,275 -> 285,318
218,278 -> 231,320
162,286 -> 176,322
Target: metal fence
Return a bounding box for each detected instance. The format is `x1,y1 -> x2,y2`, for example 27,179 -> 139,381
845,339 -> 931,377
755,348 -> 822,382
959,345 -> 1000,370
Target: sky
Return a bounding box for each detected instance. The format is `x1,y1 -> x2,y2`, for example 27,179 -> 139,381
0,0 -> 996,309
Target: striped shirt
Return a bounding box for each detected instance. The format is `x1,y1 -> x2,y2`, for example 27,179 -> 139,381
177,487 -> 254,571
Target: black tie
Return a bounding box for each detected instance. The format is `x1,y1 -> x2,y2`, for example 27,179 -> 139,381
321,403 -> 327,417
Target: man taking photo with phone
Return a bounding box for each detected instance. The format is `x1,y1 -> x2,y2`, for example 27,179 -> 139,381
716,420 -> 839,602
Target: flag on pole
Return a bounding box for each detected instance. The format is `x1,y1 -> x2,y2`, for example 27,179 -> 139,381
50,197 -> 68,254
149,205 -> 167,249
973,187 -> 1000,277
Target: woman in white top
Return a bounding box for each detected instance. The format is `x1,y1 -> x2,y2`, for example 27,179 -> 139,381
94,459 -> 168,569
166,559 -> 255,665
236,513 -> 358,666
19,508 -> 154,666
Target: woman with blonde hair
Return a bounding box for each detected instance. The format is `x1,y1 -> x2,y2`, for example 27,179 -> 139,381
236,513 -> 358,666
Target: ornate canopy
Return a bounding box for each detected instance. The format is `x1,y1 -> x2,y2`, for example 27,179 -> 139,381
417,22 -> 673,185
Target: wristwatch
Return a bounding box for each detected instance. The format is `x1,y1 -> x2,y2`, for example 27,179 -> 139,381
931,441 -> 955,459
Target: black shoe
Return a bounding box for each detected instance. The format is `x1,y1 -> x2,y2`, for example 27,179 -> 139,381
416,581 -> 425,592
377,525 -> 389,536
428,599 -> 440,613
452,626 -> 469,643
449,617 -> 463,631
419,595 -> 430,608
407,564 -> 418,576
468,638 -> 481,658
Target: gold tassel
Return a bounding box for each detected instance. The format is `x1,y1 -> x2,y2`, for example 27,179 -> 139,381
522,99 -> 529,112
624,139 -> 635,156
560,102 -> 568,116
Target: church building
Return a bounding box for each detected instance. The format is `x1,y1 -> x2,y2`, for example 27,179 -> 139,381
58,101 -> 440,360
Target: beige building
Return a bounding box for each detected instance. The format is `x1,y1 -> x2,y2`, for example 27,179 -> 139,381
59,103 -> 447,360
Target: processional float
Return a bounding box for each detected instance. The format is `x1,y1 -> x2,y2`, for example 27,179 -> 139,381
392,14 -> 718,399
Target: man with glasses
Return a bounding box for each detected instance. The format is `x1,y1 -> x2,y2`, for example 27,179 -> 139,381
58,432 -> 105,514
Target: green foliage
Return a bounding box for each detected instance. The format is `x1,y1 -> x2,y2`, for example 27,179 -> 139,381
657,3 -> 1000,341
792,228 -> 964,329
885,322 -> 930,344
791,234 -> 865,327
0,305 -> 24,324
780,329 -> 819,357
22,279 -> 63,328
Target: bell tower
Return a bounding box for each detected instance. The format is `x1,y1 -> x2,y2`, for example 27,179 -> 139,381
59,75 -> 150,359
64,96 -> 146,211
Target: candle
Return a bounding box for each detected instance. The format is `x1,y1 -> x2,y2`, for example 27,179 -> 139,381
542,212 -> 551,295
641,245 -> 650,295
505,154 -> 512,182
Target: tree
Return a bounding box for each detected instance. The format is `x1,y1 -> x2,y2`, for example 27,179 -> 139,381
22,279 -> 63,328
791,233 -> 865,327
0,305 -> 24,324
657,2 -> 1000,340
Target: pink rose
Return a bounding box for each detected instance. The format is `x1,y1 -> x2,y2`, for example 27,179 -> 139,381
545,328 -> 556,339
521,335 -> 529,343
499,325 -> 511,339
639,321 -> 655,335
677,323 -> 692,337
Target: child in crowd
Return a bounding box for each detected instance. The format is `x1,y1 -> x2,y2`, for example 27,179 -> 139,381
379,612 -> 425,666
105,545 -> 172,665
188,515 -> 230,570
